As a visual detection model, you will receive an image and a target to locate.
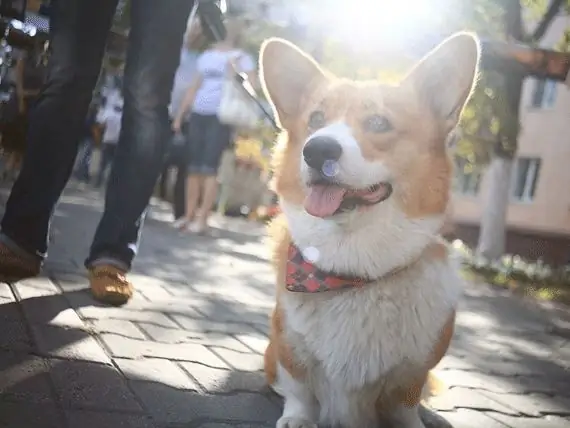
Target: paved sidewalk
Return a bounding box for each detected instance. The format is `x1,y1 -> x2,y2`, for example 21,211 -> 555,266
0,183 -> 569,428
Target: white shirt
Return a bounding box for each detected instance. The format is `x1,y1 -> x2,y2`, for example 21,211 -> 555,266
169,48 -> 200,119
192,49 -> 255,116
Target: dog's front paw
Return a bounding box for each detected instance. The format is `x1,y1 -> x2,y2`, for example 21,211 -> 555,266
276,416 -> 318,428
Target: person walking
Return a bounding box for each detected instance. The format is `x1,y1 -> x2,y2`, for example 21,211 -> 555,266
0,0 -> 201,306
95,96 -> 123,188
172,18 -> 257,234
160,18 -> 206,223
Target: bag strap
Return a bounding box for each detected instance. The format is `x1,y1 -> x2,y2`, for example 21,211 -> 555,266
225,55 -> 279,131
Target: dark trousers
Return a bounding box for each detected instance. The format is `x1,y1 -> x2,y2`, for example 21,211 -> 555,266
0,0 -> 194,269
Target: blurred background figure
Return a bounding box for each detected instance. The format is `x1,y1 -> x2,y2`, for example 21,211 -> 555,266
160,14 -> 208,223
172,17 -> 257,234
95,93 -> 123,188
73,102 -> 99,184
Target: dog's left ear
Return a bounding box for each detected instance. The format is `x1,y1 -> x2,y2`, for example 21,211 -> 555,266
403,32 -> 480,133
259,38 -> 328,129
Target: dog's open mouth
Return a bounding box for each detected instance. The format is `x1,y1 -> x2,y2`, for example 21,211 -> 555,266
304,182 -> 393,218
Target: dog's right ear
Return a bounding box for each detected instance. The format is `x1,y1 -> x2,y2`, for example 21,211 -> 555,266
260,38 -> 328,129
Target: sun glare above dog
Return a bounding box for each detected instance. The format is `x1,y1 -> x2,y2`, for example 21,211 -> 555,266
315,0 -> 440,51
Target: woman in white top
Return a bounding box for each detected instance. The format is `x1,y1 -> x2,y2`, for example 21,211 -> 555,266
173,18 -> 256,234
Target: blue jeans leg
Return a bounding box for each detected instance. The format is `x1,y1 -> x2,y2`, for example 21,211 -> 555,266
85,0 -> 194,271
0,0 -> 119,259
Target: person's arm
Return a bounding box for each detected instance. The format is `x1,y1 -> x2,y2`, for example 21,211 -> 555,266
172,74 -> 202,132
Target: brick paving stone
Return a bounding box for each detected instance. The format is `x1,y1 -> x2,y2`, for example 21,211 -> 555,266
48,359 -> 143,412
170,314 -> 262,336
0,291 -> 22,321
180,362 -> 268,393
0,402 -> 64,428
480,391 -> 570,417
210,347 -> 265,372
65,410 -> 158,428
0,282 -> 15,300
0,283 -> 19,320
439,354 -> 570,379
130,380 -> 280,425
21,293 -> 84,327
30,323 -> 111,364
194,424 -> 271,428
100,334 -> 228,368
12,277 -> 60,298
86,318 -> 147,340
50,271 -> 90,293
76,305 -> 179,328
436,355 -> 478,371
427,387 -> 520,415
490,413 -> 570,427
192,300 -> 270,328
435,409 -> 510,428
137,322 -> 252,352
0,350 -> 53,404
234,333 -> 269,355
115,358 -> 198,390
0,319 -> 32,351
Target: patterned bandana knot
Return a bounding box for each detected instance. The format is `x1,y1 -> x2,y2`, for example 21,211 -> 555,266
285,244 -> 368,293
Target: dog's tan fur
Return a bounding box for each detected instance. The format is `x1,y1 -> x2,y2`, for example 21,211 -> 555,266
260,33 -> 479,428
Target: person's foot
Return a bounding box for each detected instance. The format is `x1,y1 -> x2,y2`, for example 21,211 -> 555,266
172,217 -> 190,230
0,242 -> 41,281
88,265 -> 133,306
188,220 -> 208,235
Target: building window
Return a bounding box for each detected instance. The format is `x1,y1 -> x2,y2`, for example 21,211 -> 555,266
512,157 -> 541,202
454,168 -> 481,196
530,79 -> 557,108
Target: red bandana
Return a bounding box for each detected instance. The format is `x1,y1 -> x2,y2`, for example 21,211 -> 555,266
285,244 -> 367,293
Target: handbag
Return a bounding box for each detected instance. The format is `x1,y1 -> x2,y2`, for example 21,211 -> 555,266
217,65 -> 261,129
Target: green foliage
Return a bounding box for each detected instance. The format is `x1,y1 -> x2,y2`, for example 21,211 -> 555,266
455,0 -> 569,166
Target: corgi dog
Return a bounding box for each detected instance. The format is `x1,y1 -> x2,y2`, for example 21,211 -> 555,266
259,33 -> 479,428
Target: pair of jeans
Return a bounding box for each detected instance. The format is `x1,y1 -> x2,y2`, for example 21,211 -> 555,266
0,0 -> 194,270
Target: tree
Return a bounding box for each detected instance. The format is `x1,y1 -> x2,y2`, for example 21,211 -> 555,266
470,0 -> 569,261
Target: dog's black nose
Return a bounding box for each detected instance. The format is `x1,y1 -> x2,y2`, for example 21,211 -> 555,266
303,136 -> 343,171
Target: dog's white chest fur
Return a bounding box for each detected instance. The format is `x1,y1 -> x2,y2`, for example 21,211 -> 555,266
280,260 -> 463,425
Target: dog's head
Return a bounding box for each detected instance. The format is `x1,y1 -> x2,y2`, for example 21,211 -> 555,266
261,34 -> 479,274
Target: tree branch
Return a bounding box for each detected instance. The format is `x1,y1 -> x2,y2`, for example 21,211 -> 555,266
530,0 -> 565,42
481,38 -> 570,82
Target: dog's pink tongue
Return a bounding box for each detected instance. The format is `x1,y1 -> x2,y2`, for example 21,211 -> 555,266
304,185 -> 346,218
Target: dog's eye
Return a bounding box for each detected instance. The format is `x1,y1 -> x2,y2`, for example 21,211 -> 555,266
308,111 -> 326,129
363,115 -> 393,133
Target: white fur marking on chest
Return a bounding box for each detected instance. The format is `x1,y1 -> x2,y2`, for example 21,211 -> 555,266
282,261 -> 462,392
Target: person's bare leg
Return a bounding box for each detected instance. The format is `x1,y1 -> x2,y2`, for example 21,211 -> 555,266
193,175 -> 218,231
180,174 -> 202,227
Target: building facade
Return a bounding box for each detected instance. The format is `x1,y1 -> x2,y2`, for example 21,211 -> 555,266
451,14 -> 570,265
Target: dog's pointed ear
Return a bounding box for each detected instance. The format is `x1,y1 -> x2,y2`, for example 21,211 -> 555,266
403,32 -> 480,132
260,38 -> 328,128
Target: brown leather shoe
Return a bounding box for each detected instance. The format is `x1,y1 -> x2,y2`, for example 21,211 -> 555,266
88,265 -> 133,306
0,242 -> 41,281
